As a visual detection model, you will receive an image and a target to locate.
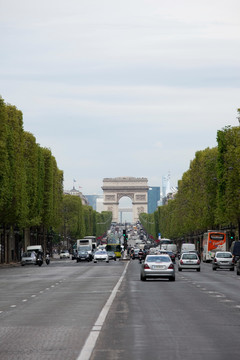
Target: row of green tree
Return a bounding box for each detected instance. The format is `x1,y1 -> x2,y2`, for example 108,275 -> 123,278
0,97 -> 111,254
62,195 -> 112,242
140,116 -> 240,241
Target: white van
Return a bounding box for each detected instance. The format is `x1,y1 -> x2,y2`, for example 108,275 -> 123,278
27,245 -> 43,253
165,244 -> 177,254
181,243 -> 195,253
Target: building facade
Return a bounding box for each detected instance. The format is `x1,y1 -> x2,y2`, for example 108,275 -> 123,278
148,186 -> 160,213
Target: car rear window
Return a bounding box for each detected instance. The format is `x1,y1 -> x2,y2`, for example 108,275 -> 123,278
217,253 -> 232,258
182,254 -> 197,259
147,256 -> 170,263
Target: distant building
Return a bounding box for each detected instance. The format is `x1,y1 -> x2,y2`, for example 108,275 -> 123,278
84,195 -> 99,210
148,186 -> 160,213
64,186 -> 89,205
96,196 -> 104,213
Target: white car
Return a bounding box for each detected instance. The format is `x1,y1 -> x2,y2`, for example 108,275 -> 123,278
178,252 -> 200,271
60,250 -> 70,259
93,250 -> 109,263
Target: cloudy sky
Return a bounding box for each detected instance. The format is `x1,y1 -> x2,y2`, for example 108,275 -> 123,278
1,0 -> 240,197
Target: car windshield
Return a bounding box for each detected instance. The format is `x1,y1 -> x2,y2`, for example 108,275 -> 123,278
217,253 -> 232,258
96,251 -> 106,255
147,256 -> 170,263
22,252 -> 33,257
182,254 -> 198,259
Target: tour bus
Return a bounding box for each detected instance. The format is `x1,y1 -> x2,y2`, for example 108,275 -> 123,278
84,236 -> 97,251
160,238 -> 173,250
106,233 -> 122,258
76,239 -> 93,260
202,230 -> 226,262
105,244 -> 122,258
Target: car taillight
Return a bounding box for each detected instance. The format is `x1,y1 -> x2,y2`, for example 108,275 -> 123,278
232,258 -> 234,264
197,260 -> 200,265
144,264 -> 150,269
180,260 -> 183,265
168,263 -> 174,269
214,258 -> 217,263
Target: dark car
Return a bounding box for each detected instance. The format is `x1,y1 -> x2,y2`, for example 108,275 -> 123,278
76,250 -> 90,262
107,251 -> 116,261
231,241 -> 240,264
166,251 -> 176,263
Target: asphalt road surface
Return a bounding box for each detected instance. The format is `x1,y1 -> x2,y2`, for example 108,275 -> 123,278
1,258 -> 240,360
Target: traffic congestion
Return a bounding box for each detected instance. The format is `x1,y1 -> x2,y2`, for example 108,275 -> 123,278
18,222 -> 240,280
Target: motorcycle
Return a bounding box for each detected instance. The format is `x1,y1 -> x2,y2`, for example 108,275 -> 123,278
36,256 -> 43,266
139,253 -> 144,264
46,254 -> 50,265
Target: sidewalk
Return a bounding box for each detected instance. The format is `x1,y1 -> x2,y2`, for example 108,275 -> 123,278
0,262 -> 21,268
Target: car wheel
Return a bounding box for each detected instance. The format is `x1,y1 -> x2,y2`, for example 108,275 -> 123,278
230,267 -> 234,271
141,274 -> 146,281
237,269 -> 240,275
106,261 -> 109,263
21,264 -> 24,266
178,268 -> 182,271
212,267 -> 216,270
114,258 -> 116,261
169,276 -> 175,281
197,268 -> 200,272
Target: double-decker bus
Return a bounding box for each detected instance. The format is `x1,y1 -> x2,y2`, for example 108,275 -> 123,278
105,244 -> 122,258
202,231 -> 226,262
106,233 -> 122,258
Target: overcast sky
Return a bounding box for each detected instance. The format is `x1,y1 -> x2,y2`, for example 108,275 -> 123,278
1,0 -> 240,197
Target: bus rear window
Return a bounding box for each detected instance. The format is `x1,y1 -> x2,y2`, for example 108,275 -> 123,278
210,234 -> 224,241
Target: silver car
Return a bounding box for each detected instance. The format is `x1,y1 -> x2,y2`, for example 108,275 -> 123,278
21,251 -> 36,266
140,254 -> 175,281
178,252 -> 200,271
212,251 -> 234,271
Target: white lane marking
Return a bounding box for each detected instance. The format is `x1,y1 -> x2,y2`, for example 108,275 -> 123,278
22,299 -> 28,302
31,295 -> 36,298
76,262 -> 129,360
0,311 -> 3,313
10,305 -> 16,308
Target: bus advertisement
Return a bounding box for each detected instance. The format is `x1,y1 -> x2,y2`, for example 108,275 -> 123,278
202,231 -> 226,262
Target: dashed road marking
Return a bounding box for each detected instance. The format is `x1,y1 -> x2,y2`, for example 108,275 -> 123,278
76,262 -> 129,360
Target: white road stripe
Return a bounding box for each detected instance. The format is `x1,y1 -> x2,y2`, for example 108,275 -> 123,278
76,262 -> 129,360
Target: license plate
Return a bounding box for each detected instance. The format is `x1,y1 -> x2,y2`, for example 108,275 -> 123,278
152,265 -> 164,269
186,261 -> 193,264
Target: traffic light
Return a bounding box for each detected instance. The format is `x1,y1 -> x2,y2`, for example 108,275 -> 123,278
230,232 -> 235,241
123,229 -> 128,250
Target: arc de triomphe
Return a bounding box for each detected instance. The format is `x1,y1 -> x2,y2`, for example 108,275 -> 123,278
102,177 -> 149,223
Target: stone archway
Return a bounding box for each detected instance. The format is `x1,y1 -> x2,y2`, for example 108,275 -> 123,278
102,177 -> 149,223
